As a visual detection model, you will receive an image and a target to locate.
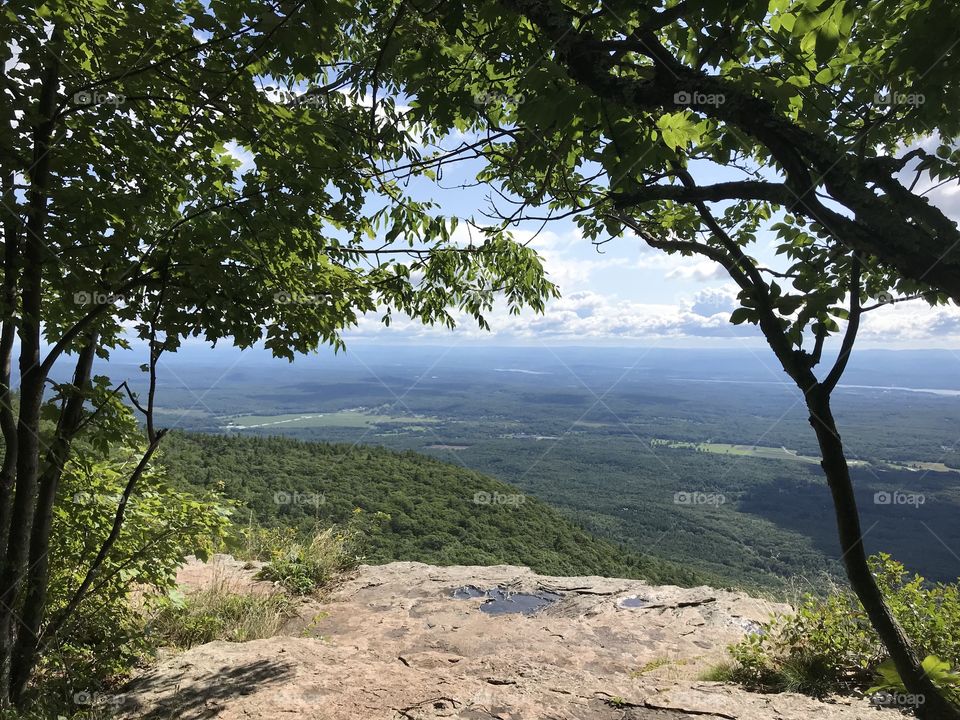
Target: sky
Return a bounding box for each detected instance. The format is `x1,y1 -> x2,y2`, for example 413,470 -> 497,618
9,36 -> 960,357
228,92 -> 960,352
313,132 -> 960,352
184,27 -> 960,354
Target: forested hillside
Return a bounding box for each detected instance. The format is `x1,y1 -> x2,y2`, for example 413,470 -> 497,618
158,432 -> 711,586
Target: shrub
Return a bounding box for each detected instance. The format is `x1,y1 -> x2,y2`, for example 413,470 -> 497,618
256,509 -> 387,594
223,521 -> 303,562
721,554 -> 960,702
26,439 -> 233,715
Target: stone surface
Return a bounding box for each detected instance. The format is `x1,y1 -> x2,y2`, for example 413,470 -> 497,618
115,561 -> 896,719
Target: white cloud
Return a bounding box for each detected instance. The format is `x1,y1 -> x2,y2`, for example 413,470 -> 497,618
860,301 -> 960,344
689,285 -> 740,316
633,242 -> 730,280
344,280 -> 960,348
347,288 -> 757,343
666,259 -> 725,282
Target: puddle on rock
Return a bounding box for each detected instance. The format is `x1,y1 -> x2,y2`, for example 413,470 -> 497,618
451,585 -> 486,600
451,586 -> 561,615
480,588 -> 562,615
619,595 -> 653,608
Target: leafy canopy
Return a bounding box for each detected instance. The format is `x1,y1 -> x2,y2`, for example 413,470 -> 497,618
0,0 -> 555,364
335,0 -> 960,372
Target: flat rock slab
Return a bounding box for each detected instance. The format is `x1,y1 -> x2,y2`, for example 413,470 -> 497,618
115,562 -> 896,720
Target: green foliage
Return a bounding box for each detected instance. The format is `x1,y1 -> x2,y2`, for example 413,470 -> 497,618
869,655 -> 960,704
146,588 -> 297,650
159,431 -> 710,586
256,511 -> 386,594
725,554 -> 960,698
344,0 -> 960,366
25,437 -> 232,711
2,0 -> 555,365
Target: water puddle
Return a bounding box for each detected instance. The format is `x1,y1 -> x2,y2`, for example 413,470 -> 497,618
452,586 -> 561,615
451,585 -> 486,600
619,595 -> 653,608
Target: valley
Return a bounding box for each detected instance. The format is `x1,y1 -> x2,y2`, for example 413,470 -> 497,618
125,346 -> 960,592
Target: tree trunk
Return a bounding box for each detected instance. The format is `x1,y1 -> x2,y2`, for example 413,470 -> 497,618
806,387 -> 960,720
0,171 -> 20,564
0,27 -> 62,707
0,362 -> 43,704
9,342 -> 97,705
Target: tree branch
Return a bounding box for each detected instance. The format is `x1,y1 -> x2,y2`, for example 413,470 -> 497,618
822,256 -> 862,393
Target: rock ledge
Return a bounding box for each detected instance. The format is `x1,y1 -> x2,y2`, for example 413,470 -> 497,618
116,560 -> 895,719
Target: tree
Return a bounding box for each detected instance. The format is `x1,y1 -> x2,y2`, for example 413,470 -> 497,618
47,430 -> 232,702
0,0 -> 553,707
344,0 -> 960,716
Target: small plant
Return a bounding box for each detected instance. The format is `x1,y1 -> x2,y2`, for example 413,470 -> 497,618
630,657 -> 671,677
721,554 -> 960,704
699,662 -> 736,682
223,521 -> 303,562
257,510 -> 387,595
868,655 -> 960,706
775,651 -> 837,698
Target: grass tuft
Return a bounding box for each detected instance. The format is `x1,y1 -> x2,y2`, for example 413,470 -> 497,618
146,580 -> 297,649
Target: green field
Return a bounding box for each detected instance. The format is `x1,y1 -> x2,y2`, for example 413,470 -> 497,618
652,438 -> 820,463
650,439 -> 958,473
221,411 -> 439,430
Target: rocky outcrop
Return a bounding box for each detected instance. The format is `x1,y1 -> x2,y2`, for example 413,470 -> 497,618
115,559 -> 896,719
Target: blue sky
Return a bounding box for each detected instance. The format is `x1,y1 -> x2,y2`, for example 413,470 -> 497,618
183,83 -> 960,354
156,88 -> 960,357
308,128 -> 960,351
